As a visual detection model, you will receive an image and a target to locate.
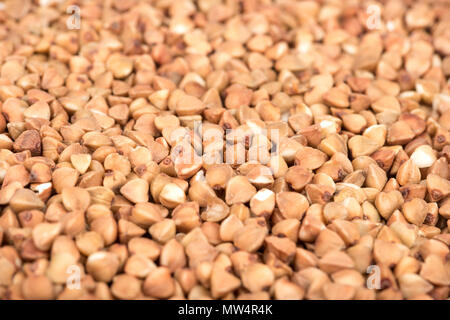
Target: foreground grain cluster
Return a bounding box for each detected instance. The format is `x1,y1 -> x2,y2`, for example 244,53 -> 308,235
0,0 -> 449,300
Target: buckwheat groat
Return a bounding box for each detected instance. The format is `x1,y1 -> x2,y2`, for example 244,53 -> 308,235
0,0 -> 449,301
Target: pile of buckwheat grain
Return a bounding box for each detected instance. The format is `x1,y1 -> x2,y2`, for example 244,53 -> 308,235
0,0 -> 449,300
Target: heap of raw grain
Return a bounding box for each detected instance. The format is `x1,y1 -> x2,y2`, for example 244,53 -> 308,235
0,0 -> 449,300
